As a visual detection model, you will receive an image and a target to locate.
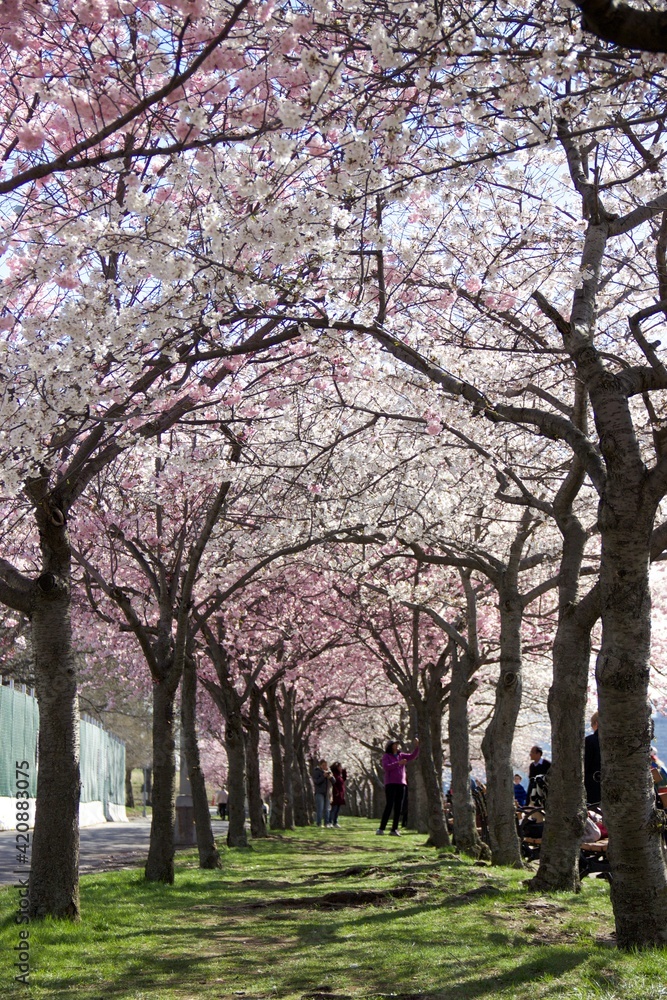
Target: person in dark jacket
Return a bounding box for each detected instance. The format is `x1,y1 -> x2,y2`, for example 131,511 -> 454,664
527,746 -> 550,805
312,759 -> 333,827
584,712 -> 601,806
513,774 -> 527,808
329,762 -> 347,828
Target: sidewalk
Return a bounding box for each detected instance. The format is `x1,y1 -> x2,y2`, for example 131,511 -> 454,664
0,816 -> 229,884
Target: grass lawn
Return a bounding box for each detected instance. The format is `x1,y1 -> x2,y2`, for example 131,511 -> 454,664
2,818 -> 667,1000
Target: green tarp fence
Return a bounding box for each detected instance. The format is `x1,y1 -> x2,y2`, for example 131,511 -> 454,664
0,682 -> 125,806
0,683 -> 38,797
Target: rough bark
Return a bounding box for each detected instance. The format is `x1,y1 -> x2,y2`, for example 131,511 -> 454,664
372,775 -> 384,820
263,683 -> 286,829
449,652 -> 485,858
411,763 -> 429,834
529,566 -> 599,892
145,677 -> 178,882
416,704 -> 450,847
292,742 -> 310,827
429,696 -> 444,787
225,704 -> 249,848
125,767 -> 135,809
245,687 -> 267,839
481,582 -> 523,867
281,689 -> 296,828
181,655 -> 222,869
29,557 -> 81,919
283,762 -> 295,827
529,604 -> 591,891
565,209 -> 667,943
597,517 -> 667,947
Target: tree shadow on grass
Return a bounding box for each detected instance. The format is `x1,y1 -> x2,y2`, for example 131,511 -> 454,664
8,886 -> 594,1000
34,951 -> 227,999
359,949 -> 590,1000
35,929 -> 590,1000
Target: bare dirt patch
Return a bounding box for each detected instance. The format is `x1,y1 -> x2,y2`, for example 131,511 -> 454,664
245,886 -> 420,910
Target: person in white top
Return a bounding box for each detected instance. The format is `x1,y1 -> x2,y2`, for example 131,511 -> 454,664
214,787 -> 229,820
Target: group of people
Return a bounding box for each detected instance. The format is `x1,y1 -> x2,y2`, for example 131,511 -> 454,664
513,715 -> 667,850
311,759 -> 347,827
312,737 -> 421,835
218,715 -> 667,842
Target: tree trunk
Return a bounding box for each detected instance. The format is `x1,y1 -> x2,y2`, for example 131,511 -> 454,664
145,677 -> 178,882
225,704 -> 249,848
597,518 -> 667,947
245,688 -> 267,839
372,775 -> 384,820
29,569 -> 81,919
125,767 -> 135,809
181,656 -> 222,869
284,760 -> 295,827
292,742 -> 310,826
449,652 -> 485,858
281,694 -> 296,828
529,586 -> 597,892
429,697 -> 444,787
410,762 -> 429,834
264,685 -> 286,829
416,702 -> 450,847
481,584 -> 523,867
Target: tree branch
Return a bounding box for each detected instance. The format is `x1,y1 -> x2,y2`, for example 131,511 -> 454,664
0,558 -> 33,615
574,0 -> 667,54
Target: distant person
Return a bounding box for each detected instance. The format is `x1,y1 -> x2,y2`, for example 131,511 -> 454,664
527,746 -> 550,805
376,738 -> 420,837
329,762 -> 347,828
312,759 -> 333,827
513,774 -> 527,808
215,786 -> 228,821
584,712 -> 601,806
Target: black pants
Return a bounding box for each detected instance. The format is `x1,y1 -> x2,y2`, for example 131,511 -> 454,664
380,784 -> 405,831
218,803 -> 228,820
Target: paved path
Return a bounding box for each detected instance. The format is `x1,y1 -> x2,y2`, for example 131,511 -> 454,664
0,816 -> 229,884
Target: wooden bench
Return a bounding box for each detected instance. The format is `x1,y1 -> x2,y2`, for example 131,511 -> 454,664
579,838 -> 610,878
580,838 -> 608,854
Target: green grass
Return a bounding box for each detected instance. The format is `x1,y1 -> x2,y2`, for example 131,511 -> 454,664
2,819 -> 667,1000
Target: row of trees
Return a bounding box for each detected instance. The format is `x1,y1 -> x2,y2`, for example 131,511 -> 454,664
3,0 -> 667,949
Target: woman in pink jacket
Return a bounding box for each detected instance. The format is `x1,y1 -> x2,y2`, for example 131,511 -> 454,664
376,738 -> 420,836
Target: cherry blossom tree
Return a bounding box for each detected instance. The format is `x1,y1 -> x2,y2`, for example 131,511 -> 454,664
353,84 -> 667,942
332,569 -> 453,847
